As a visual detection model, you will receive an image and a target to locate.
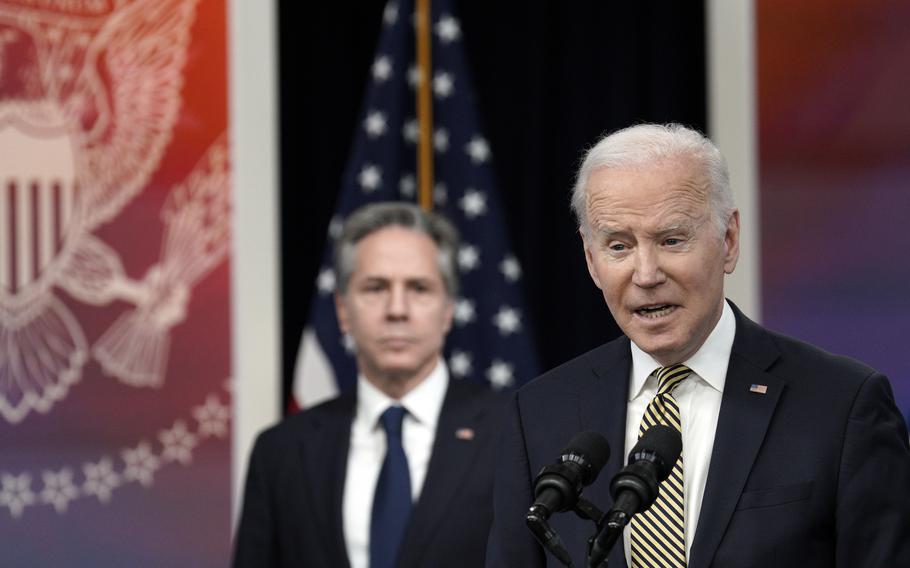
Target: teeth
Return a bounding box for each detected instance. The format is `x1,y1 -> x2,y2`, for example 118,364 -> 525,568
636,305 -> 674,318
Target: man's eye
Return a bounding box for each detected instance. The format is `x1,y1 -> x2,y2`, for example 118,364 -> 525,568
664,238 -> 682,246
608,243 -> 627,252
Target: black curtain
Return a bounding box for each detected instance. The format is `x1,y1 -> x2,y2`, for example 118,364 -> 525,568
279,1 -> 706,405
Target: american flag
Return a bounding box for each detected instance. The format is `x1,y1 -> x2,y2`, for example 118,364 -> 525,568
292,0 -> 540,408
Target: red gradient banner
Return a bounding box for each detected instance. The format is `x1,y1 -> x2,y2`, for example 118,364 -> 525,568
759,1 -> 910,423
0,0 -> 232,565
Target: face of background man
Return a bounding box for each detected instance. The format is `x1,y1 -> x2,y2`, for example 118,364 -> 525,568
335,225 -> 455,398
581,157 -> 740,366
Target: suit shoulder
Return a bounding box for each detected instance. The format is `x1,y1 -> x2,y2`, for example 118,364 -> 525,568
252,394 -> 353,452
755,326 -> 885,405
764,327 -> 878,380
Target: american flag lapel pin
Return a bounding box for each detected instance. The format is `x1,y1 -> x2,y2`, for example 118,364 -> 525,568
455,427 -> 475,441
750,384 -> 768,394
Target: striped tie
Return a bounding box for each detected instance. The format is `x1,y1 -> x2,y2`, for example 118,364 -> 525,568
630,364 -> 691,568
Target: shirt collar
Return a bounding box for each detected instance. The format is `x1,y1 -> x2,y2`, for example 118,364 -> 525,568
629,299 -> 736,400
356,358 -> 449,430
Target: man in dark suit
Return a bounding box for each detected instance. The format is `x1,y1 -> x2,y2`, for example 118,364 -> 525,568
486,124 -> 910,567
234,202 -> 503,568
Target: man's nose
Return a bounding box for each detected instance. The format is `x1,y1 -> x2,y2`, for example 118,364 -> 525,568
632,247 -> 666,288
386,285 -> 409,318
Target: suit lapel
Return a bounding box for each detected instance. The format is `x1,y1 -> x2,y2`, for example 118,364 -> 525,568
577,337 -> 632,568
397,380 -> 488,567
689,306 -> 785,567
297,393 -> 355,568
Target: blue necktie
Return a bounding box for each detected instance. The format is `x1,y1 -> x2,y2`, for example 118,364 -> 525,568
370,405 -> 412,568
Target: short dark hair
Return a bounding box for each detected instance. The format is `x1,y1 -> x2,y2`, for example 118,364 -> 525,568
333,202 -> 460,297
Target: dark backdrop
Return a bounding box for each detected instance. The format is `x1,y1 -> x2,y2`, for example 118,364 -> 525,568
278,1 -> 707,405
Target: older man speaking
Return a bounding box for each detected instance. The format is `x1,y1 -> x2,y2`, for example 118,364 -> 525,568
486,124 -> 910,568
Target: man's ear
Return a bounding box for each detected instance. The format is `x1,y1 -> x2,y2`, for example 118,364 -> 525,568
334,292 -> 349,333
441,298 -> 455,335
580,227 -> 604,290
723,209 -> 741,275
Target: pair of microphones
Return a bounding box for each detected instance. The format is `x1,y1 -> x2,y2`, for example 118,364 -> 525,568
525,426 -> 682,568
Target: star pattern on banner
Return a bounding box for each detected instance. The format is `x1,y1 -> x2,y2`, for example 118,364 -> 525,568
434,127 -> 450,152
296,0 -> 540,402
493,305 -> 522,335
364,110 -> 388,137
0,474 -> 35,519
499,254 -> 522,282
316,268 -> 336,295
486,359 -> 515,389
373,55 -> 393,82
193,395 -> 231,438
459,189 -> 487,219
465,136 -> 491,164
82,458 -> 120,504
449,349 -> 473,378
159,421 -> 198,465
453,297 -> 476,325
435,14 -> 461,44
433,71 -> 455,98
357,164 -> 383,192
40,469 -> 79,513
122,442 -> 161,487
0,387 -> 231,519
458,244 -> 480,271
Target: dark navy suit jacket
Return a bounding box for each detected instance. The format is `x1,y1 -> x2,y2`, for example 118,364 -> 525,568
486,303 -> 910,567
233,378 -> 506,568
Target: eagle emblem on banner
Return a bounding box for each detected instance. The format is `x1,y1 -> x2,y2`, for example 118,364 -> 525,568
0,0 -> 229,424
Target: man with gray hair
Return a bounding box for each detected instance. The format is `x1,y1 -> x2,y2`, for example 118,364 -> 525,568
234,202 -> 505,568
486,124 -> 910,567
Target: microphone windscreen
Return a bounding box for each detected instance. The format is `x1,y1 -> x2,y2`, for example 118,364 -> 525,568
628,425 -> 682,481
562,431 -> 611,482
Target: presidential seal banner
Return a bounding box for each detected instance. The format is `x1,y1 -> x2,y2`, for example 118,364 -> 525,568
0,0 -> 232,564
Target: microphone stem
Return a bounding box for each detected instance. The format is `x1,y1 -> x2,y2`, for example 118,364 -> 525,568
527,507 -> 574,567
588,501 -> 637,567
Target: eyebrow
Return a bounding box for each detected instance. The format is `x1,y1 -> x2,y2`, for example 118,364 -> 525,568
357,275 -> 438,286
596,219 -> 697,240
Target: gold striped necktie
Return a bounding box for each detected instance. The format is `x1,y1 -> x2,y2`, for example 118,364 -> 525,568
630,364 -> 691,568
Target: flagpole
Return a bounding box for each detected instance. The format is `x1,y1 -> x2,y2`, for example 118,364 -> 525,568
415,0 -> 434,211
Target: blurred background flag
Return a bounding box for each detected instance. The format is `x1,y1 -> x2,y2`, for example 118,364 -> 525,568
292,0 -> 541,409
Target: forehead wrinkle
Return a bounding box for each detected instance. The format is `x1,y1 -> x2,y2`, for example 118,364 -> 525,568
589,191 -> 707,235
586,155 -> 710,203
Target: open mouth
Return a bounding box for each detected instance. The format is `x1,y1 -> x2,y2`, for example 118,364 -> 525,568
634,305 -> 677,319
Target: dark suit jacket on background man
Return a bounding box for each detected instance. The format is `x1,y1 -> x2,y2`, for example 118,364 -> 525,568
234,378 -> 502,568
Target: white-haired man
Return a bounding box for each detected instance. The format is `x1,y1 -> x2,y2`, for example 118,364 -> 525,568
486,123 -> 910,567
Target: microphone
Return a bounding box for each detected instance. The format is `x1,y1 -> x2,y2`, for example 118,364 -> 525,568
526,431 -> 611,567
587,425 -> 681,568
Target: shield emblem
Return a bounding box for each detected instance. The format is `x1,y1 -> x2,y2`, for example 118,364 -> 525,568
0,109 -> 80,312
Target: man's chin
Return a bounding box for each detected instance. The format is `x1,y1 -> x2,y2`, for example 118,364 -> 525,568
629,335 -> 686,365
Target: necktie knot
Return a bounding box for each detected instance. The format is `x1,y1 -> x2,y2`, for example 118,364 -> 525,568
655,364 -> 692,395
379,405 -> 407,439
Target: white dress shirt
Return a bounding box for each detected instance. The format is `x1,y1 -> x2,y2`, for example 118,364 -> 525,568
342,359 -> 449,568
622,300 -> 736,565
